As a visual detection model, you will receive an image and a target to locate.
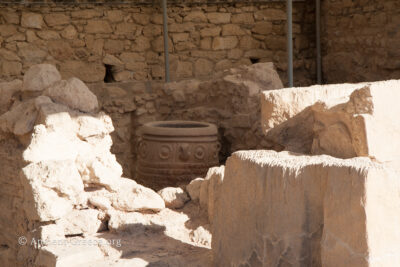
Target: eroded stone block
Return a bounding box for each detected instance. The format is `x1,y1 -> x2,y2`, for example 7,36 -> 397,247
44,78 -> 99,113
212,150 -> 400,267
23,64 -> 61,92
261,80 -> 400,161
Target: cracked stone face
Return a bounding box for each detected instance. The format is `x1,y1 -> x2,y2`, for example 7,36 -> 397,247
261,80 -> 400,162
212,151 -> 400,267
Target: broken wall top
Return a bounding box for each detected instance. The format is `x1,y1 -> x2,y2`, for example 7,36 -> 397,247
261,80 -> 400,162
235,150 -> 377,170
0,64 -> 166,265
212,150 -> 400,267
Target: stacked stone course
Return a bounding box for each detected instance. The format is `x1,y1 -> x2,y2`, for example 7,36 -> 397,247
0,0 -> 316,86
322,0 -> 400,83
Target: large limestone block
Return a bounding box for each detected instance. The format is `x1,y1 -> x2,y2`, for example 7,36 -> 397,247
23,64 -> 61,91
85,20 -> 112,33
76,153 -> 123,187
108,211 -> 164,234
23,125 -> 80,162
212,36 -> 238,50
21,12 -> 43,29
0,79 -> 22,114
35,242 -> 104,267
198,166 -> 225,224
261,83 -> 364,132
21,160 -> 84,221
88,194 -> 112,211
73,112 -> 114,139
44,78 -> 98,113
212,151 -> 328,266
58,209 -> 104,236
321,162 -> 400,267
35,96 -> 76,133
206,166 -> 224,224
110,178 -> 165,212
212,150 -> 400,267
261,80 -> 400,161
186,177 -> 204,201
0,94 -> 69,137
0,99 -> 38,135
157,187 -> 189,209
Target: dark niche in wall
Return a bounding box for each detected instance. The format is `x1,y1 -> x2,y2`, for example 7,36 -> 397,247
104,64 -> 116,83
250,57 -> 260,64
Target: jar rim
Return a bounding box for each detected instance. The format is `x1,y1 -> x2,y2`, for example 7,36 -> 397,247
140,120 -> 218,136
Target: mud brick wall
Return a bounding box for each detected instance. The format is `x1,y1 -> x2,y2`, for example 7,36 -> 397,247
0,0 -> 316,86
321,0 -> 400,83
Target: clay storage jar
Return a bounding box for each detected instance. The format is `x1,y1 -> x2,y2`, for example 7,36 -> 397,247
137,120 -> 220,190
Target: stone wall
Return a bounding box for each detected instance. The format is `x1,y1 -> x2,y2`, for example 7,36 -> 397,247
0,0 -> 316,86
0,63 -> 210,266
88,62 -> 283,188
321,0 -> 400,83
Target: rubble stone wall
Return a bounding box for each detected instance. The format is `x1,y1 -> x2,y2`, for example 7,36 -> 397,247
321,0 -> 400,83
0,64 -> 168,266
0,1 -> 316,86
88,62 -> 283,187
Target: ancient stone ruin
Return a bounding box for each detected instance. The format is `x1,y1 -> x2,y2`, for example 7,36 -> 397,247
0,64 -> 168,266
0,62 -> 281,266
0,0 -> 400,266
90,60 -> 283,188
213,80 -> 400,266
3,61 -> 400,267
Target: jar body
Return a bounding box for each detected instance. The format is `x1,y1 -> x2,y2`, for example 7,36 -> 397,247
136,121 -> 220,190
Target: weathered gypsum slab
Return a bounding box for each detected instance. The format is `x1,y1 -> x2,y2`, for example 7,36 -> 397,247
212,150 -> 400,267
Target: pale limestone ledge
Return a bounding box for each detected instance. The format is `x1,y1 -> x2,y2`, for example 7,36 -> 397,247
212,150 -> 400,267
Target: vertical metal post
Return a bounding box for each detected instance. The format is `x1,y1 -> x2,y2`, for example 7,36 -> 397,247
287,0 -> 293,87
316,0 -> 322,84
162,0 -> 170,82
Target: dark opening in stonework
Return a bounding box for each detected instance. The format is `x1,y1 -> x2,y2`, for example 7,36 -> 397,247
104,64 -> 115,83
65,233 -> 83,238
250,57 -> 260,64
